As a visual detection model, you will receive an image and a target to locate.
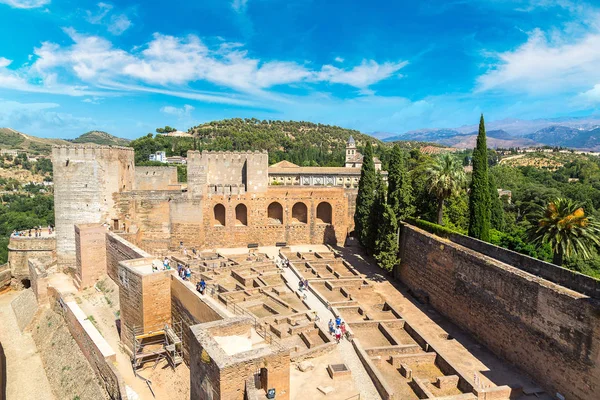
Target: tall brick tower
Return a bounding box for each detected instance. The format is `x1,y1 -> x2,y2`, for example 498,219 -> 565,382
52,145 -> 135,268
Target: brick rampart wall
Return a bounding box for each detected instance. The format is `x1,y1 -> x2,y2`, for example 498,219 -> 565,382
50,290 -> 127,400
75,224 -> 108,289
134,166 -> 178,191
105,231 -> 151,282
52,145 -> 134,268
170,276 -> 225,363
395,224 -> 600,400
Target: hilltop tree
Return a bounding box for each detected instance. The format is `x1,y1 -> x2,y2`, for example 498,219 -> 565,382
529,198 -> 600,266
427,154 -> 466,225
387,145 -> 414,221
488,174 -> 505,231
375,204 -> 399,271
468,114 -> 491,241
355,142 -> 377,249
156,126 -> 177,134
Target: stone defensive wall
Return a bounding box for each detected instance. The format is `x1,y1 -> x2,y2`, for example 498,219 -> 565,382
170,276 -> 228,363
187,150 -> 269,196
395,223 -> 600,400
48,286 -> 128,400
134,166 -> 179,191
106,231 -> 152,282
7,235 -> 55,286
52,145 -> 135,268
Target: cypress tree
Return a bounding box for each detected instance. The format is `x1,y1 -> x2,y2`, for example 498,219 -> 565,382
387,144 -> 415,221
468,114 -> 491,241
354,141 -> 377,249
368,172 -> 386,253
374,204 -> 399,272
489,174 -> 505,231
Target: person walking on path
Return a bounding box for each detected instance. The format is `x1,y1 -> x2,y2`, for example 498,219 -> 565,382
334,326 -> 342,343
335,316 -> 342,328
340,322 -> 347,340
328,319 -> 335,336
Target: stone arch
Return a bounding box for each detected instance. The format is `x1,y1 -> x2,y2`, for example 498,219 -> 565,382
316,202 -> 332,224
291,202 -> 308,224
235,203 -> 248,226
267,202 -> 283,225
213,204 -> 226,226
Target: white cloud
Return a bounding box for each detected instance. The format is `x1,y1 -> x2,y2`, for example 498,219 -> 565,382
0,29 -> 407,106
477,28 -> 600,95
334,57 -> 344,63
231,0 -> 248,13
0,57 -> 12,67
85,2 -> 132,35
0,0 -> 50,9
160,104 -> 194,117
317,60 -> 408,88
86,2 -> 112,24
108,14 -> 131,35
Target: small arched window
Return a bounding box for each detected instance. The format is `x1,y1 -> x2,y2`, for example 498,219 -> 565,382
316,202 -> 332,224
214,204 -> 226,226
267,202 -> 283,225
235,204 -> 248,226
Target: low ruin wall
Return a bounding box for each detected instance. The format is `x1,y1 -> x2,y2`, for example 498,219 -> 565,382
170,276 -> 226,363
396,224 -> 600,400
50,289 -> 127,400
105,231 -> 152,282
7,235 -> 55,285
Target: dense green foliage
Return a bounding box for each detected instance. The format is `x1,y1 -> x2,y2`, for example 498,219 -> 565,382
387,145 -> 414,222
130,119 -> 385,167
354,142 -> 377,251
426,154 -> 467,225
528,198 -> 600,265
374,204 -> 399,271
489,174 -> 505,231
468,115 -> 491,241
0,194 -> 54,263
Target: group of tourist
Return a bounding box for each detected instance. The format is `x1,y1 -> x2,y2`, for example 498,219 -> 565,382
329,316 -> 347,344
275,257 -> 291,269
11,225 -> 53,237
177,263 -> 192,280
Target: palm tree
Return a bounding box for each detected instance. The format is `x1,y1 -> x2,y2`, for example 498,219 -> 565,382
427,154 -> 467,225
529,198 -> 600,266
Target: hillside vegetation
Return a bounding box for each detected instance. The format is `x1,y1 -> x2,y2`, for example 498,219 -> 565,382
131,118 -> 386,166
71,131 -> 130,146
0,128 -> 69,155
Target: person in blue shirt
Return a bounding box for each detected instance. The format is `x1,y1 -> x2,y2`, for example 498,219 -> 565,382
335,316 -> 342,327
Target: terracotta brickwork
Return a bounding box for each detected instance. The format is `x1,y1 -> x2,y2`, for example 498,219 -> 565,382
190,317 -> 291,400
134,166 -> 178,191
117,258 -> 172,349
75,224 -> 109,290
105,231 -> 152,282
396,224 -> 600,400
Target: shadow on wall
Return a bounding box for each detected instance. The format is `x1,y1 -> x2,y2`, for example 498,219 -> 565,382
323,225 -> 337,246
0,342 -> 5,400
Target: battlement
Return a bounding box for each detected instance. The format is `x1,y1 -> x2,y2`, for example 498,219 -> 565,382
207,184 -> 246,195
52,145 -> 135,162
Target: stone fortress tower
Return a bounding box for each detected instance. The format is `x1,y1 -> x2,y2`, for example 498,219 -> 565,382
52,145 -> 135,268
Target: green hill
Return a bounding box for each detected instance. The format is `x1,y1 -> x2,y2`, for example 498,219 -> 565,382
130,118 -> 385,166
0,128 -> 70,155
71,131 -> 130,146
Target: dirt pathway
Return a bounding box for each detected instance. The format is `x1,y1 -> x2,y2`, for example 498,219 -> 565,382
0,291 -> 54,400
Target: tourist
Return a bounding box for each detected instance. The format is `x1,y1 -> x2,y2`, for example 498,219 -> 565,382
298,280 -> 304,292
335,316 -> 341,328
12,230 -> 16,236
177,263 -> 183,276
179,241 -> 184,250
334,326 -> 342,343
304,279 -> 309,290
199,279 -> 206,295
183,247 -> 188,257
185,266 -> 192,281
340,322 -> 347,339
196,281 -> 202,293
328,319 -> 335,336
163,257 -> 170,269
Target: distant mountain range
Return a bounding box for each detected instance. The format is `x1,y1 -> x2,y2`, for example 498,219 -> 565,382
0,128 -> 130,155
383,116 -> 600,150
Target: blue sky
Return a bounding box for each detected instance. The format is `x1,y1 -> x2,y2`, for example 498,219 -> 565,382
1,0 -> 600,139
